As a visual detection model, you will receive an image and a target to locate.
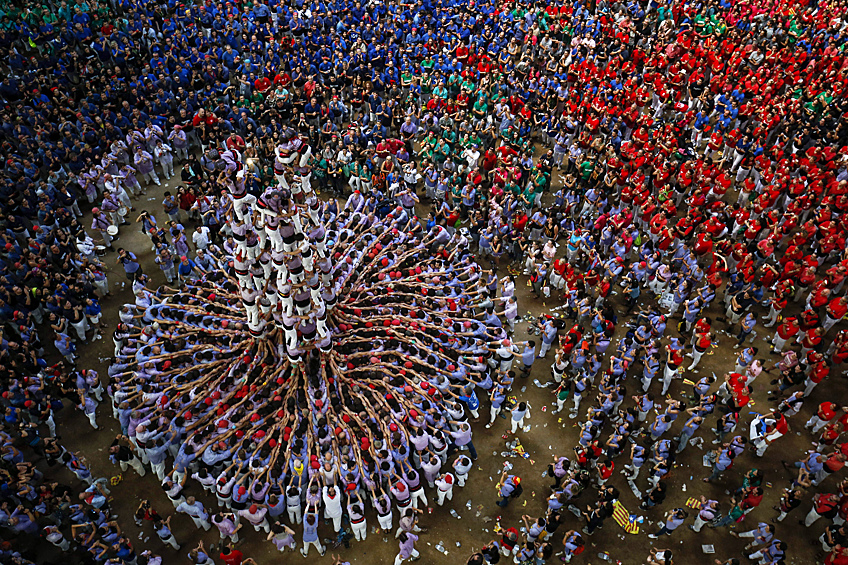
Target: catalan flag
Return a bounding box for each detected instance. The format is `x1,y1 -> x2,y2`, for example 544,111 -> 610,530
612,500 -> 640,534
685,497 -> 701,509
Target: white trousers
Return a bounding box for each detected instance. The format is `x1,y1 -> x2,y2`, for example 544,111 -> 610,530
351,519 -> 367,541
691,515 -> 708,532
378,512 -> 393,531
159,533 -> 180,550
410,488 -> 427,509
288,505 -> 302,524
510,416 -> 526,433
394,549 -> 420,565
191,515 -> 211,531
301,540 -> 324,556
436,487 -> 453,506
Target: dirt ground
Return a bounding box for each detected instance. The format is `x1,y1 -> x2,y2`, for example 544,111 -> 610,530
47,171 -> 827,565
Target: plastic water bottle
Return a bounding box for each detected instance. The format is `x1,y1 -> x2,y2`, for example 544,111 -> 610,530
466,500 -> 472,510
450,509 -> 460,519
598,552 -> 611,561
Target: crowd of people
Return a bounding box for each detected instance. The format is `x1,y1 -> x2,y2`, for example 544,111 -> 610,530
1,0 -> 848,563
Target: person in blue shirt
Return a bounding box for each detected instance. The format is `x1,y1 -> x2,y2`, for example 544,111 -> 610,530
519,340 -> 536,378
496,471 -> 521,507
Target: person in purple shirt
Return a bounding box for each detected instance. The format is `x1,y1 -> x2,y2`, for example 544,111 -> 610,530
301,505 -> 325,557
394,531 -> 419,564
212,512 -> 240,543
9,506 -> 38,534
449,422 -> 477,461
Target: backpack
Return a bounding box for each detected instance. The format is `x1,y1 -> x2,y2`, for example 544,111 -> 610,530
511,482 -> 524,499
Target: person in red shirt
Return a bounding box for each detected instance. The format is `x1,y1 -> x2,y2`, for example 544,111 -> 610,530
761,286 -> 783,327
738,486 -> 764,513
807,402 -> 844,434
225,132 -> 246,154
825,296 -> 848,333
799,327 -> 825,358
693,231 -> 714,261
825,544 -> 848,565
770,316 -> 801,353
596,459 -> 614,487
219,544 -> 251,565
687,329 -> 712,372
803,359 -> 830,398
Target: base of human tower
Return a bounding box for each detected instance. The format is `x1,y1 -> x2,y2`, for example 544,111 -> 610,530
110,189 -> 499,500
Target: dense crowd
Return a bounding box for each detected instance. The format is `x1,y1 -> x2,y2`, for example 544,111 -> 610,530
2,0 -> 848,562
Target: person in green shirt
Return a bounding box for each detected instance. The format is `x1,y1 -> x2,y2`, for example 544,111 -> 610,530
57,2 -> 74,21
447,73 -> 460,96
579,156 -> 595,185
450,174 -> 463,202
433,81 -> 447,101
502,125 -> 517,147
434,139 -> 451,167
422,131 -> 438,160
443,127 -> 457,148
787,19 -> 802,44
420,74 -> 434,104
472,98 -> 488,123
805,90 -> 832,117
519,185 -> 535,211
710,500 -> 744,528
310,154 -> 328,182
421,56 -> 435,73
42,9 -> 58,25
693,10 -> 706,35
555,383 -> 570,414
401,71 -> 413,89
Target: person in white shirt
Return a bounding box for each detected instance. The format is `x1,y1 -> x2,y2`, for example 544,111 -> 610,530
192,225 -> 211,251
463,145 -> 481,170
452,455 -> 472,487
106,175 -> 134,212
435,472 -> 455,506
501,295 -> 518,333
191,468 -> 217,494
322,485 -> 343,532
44,525 -> 70,551
154,141 -> 175,178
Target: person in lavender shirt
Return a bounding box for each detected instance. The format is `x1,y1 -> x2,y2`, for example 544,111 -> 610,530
266,522 -> 296,552
394,531 -> 420,564
133,146 -> 160,187
301,504 -> 325,557
212,512 -> 240,543
238,503 -> 270,533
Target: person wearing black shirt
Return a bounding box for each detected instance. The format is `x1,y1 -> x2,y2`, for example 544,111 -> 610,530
109,434 -> 146,476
